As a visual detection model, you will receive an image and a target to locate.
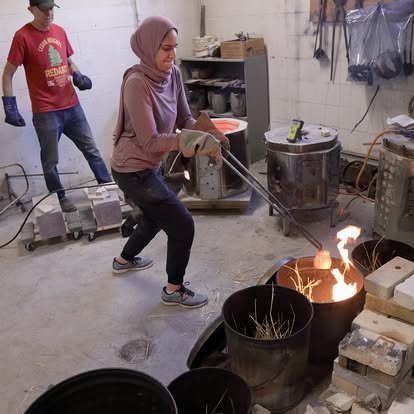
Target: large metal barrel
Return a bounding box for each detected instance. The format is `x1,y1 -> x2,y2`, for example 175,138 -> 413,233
277,257 -> 364,364
168,367 -> 252,413
24,368 -> 177,414
351,239 -> 414,276
222,285 -> 313,413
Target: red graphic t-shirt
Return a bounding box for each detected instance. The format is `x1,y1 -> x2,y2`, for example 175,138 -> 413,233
7,23 -> 79,113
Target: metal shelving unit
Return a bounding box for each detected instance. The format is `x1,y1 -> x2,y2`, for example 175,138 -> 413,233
180,54 -> 270,163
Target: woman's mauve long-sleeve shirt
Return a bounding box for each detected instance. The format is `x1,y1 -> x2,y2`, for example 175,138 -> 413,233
111,65 -> 194,173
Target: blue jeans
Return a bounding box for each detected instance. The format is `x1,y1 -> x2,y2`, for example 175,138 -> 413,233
112,168 -> 194,285
33,104 -> 111,199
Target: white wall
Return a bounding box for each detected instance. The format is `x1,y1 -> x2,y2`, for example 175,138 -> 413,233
203,0 -> 414,157
0,0 -> 199,202
2,0 -> 413,202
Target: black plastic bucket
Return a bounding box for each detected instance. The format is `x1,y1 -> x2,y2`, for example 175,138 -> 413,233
24,368 -> 177,414
168,367 -> 252,413
351,239 -> 414,276
222,285 -> 313,413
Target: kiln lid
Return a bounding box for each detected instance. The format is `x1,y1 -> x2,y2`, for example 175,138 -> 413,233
265,124 -> 338,153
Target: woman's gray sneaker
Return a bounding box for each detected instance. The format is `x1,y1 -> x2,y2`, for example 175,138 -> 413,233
161,283 -> 208,309
112,256 -> 154,274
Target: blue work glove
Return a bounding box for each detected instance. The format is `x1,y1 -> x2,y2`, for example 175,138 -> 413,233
2,96 -> 26,127
72,71 -> 92,91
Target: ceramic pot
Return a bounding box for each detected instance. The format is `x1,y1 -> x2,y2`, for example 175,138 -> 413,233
212,92 -> 227,114
230,92 -> 246,117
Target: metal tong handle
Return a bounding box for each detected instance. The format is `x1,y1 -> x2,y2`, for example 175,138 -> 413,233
221,147 -> 323,251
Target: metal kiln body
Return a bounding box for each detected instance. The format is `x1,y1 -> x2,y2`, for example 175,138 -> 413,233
265,125 -> 340,229
183,118 -> 249,200
374,135 -> 414,247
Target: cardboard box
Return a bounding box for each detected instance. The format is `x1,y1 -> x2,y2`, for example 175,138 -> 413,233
220,37 -> 265,59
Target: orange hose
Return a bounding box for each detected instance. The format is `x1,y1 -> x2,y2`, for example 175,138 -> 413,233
339,129 -> 399,198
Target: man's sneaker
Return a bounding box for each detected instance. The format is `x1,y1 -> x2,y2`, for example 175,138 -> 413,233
161,283 -> 208,309
112,256 -> 154,274
59,196 -> 77,213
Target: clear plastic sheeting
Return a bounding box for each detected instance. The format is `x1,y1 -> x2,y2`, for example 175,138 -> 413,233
346,0 -> 414,85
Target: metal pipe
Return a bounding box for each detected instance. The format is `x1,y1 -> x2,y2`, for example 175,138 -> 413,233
0,164 -> 30,215
221,148 -> 323,251
7,171 -> 78,178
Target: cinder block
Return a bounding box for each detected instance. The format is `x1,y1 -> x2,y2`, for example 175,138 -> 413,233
395,276 -> 414,311
65,211 -> 82,233
339,328 -> 407,376
33,194 -> 67,240
364,257 -> 414,299
92,191 -> 122,228
332,372 -> 359,395
351,402 -> 379,414
352,309 -> 414,351
333,357 -> 412,409
326,392 -> 356,412
365,293 -> 414,325
20,221 -> 35,244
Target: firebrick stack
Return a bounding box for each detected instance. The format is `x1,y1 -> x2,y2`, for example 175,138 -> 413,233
330,256 -> 414,411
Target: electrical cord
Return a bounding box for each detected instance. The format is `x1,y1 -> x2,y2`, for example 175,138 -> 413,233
0,182 -> 115,249
351,85 -> 380,133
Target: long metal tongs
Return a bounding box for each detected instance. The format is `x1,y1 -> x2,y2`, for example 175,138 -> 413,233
220,147 -> 323,252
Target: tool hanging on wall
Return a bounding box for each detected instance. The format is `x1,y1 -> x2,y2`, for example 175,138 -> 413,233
331,0 -> 349,81
403,13 -> 414,76
314,0 -> 328,60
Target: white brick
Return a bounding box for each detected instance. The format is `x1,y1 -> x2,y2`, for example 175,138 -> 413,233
339,329 -> 407,376
364,257 -> 414,299
395,276 -> 414,311
387,396 -> 414,414
352,309 -> 414,350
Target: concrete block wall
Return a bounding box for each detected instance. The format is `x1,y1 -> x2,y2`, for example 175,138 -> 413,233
0,0 -> 199,202
203,0 -> 414,157
2,0 -> 414,202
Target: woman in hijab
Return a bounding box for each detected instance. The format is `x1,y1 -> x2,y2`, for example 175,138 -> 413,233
111,16 -> 227,309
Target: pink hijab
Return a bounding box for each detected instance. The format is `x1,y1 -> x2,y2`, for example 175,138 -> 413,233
113,16 -> 177,144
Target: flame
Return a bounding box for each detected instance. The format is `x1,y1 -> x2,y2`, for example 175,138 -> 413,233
184,170 -> 190,180
331,269 -> 357,301
336,225 -> 361,269
331,225 -> 361,301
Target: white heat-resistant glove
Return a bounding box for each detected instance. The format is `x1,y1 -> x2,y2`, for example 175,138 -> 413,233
192,112 -> 230,151
178,129 -> 222,168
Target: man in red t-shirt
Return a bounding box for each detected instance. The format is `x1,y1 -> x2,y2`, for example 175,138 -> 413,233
1,0 -> 111,212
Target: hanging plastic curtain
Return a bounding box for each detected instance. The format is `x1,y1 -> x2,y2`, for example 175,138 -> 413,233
346,0 -> 414,85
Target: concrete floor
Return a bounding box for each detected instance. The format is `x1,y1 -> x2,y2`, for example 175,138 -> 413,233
0,160 -> 376,413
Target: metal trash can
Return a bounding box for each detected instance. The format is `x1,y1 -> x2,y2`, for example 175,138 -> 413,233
24,368 -> 177,414
222,285 -> 313,413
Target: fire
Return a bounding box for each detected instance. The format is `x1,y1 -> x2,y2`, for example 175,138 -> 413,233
331,225 -> 360,301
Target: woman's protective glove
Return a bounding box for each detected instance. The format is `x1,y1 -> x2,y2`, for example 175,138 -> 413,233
178,129 -> 222,167
192,112 -> 230,152
2,96 -> 26,127
72,71 -> 92,90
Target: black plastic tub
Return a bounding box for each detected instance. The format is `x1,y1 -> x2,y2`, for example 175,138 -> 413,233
168,367 -> 252,414
222,285 -> 313,413
351,239 -> 414,276
24,368 -> 177,414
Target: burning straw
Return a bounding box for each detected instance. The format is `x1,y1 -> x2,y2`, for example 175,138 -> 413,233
285,261 -> 322,302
